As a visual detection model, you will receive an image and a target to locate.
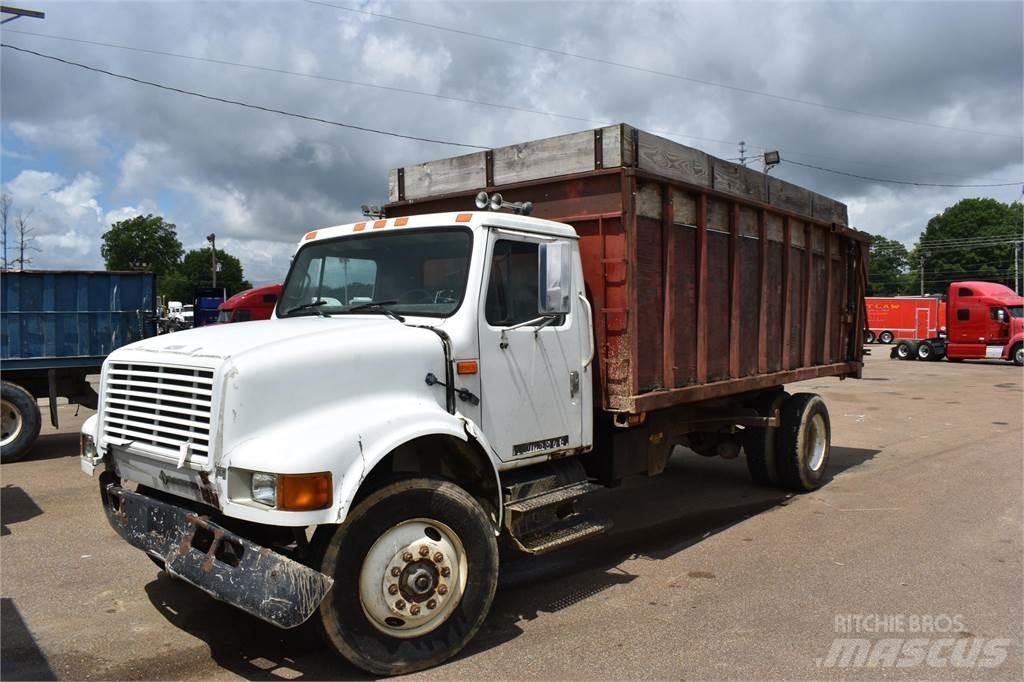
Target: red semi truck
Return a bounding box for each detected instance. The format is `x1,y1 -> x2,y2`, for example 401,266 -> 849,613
865,296 -> 946,344
215,284 -> 282,323
889,281 -> 1023,364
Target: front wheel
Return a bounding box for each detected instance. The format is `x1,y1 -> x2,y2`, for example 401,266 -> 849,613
776,393 -> 831,492
317,478 -> 499,676
1011,343 -> 1023,367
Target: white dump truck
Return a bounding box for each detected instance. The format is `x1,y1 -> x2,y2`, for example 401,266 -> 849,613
82,125 -> 867,675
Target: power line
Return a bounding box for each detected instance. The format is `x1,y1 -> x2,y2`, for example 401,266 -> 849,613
10,29 -> 1020,183
783,159 -> 1023,189
0,43 -> 489,150
303,0 -> 1022,141
2,27 -> 740,150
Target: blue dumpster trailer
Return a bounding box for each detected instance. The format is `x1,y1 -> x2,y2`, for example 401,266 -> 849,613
1,270 -> 158,462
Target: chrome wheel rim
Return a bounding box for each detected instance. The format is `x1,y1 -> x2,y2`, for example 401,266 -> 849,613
359,518 -> 467,639
897,344 -> 910,358
807,413 -> 828,472
1016,347 -> 1023,364
0,399 -> 23,448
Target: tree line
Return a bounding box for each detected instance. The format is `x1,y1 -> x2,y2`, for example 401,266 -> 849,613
868,198 -> 1023,296
100,214 -> 251,302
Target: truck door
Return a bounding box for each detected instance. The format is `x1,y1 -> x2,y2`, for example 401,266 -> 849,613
915,308 -> 930,339
477,233 -> 587,462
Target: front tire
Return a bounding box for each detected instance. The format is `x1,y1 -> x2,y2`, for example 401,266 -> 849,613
776,393 -> 831,492
317,478 -> 498,676
1012,343 -> 1023,367
1,382 -> 42,464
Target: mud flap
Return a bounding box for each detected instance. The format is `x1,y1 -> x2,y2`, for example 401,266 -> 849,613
100,478 -> 333,629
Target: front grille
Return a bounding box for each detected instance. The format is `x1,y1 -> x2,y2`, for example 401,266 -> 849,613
103,362 -> 214,462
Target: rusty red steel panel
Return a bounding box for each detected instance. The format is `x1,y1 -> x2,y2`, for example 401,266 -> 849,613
386,167 -> 868,414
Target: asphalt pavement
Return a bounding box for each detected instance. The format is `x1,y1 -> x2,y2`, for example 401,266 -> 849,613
1,353 -> 1021,680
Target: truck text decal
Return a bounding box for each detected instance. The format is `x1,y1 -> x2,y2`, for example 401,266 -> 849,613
513,435 -> 569,457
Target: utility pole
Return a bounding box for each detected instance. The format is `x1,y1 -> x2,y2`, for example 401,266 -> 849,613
919,255 -> 925,296
1,5 -> 45,23
206,233 -> 217,288
1015,241 -> 1020,294
738,141 -> 747,167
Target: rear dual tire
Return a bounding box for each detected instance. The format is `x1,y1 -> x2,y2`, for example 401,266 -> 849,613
746,392 -> 831,492
1,382 -> 41,464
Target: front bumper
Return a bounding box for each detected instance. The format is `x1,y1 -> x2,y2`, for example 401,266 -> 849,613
99,474 -> 333,629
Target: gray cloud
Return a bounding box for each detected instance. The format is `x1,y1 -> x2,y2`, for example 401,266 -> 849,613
2,0 -> 1021,283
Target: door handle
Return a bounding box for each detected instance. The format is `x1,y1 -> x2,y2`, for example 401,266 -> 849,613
578,292 -> 595,369
569,370 -> 580,398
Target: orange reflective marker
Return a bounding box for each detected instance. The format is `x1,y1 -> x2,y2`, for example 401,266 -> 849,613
353,222 -> 366,232
394,217 -> 409,227
304,231 -> 318,240
455,214 -> 473,223
373,220 -> 387,229
277,472 -> 332,511
456,360 -> 478,375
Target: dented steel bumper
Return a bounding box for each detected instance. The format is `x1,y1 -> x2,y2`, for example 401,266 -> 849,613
99,476 -> 333,629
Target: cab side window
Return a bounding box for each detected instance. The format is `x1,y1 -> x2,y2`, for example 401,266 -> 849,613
486,240 -> 540,326
956,308 -> 970,321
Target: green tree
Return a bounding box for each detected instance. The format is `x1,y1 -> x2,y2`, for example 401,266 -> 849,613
165,247 -> 251,302
868,234 -> 910,295
101,214 -> 184,276
910,198 -> 1022,295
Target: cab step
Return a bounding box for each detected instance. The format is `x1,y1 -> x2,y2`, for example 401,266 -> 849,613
513,515 -> 611,555
501,459 -> 611,555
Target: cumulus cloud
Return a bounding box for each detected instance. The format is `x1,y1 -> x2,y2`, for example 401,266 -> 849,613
0,0 -> 1020,284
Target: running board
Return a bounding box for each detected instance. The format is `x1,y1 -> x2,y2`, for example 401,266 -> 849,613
511,515 -> 611,555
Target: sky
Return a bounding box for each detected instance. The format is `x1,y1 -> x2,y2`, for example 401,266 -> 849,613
1,0 -> 1022,285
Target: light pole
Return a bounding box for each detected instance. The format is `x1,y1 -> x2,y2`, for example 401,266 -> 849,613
206,233 -> 217,288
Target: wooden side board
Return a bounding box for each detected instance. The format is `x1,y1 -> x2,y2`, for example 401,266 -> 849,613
389,123 -> 849,226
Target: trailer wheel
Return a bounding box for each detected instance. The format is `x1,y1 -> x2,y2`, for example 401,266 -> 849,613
744,391 -> 788,487
1011,343 -> 1023,366
776,393 -> 831,492
1,382 -> 42,464
916,340 -> 935,361
895,341 -> 915,360
879,331 -> 894,344
316,478 -> 498,676
864,330 -> 876,344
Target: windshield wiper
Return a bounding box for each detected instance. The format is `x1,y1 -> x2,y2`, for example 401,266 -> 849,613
342,300 -> 405,322
285,299 -> 331,317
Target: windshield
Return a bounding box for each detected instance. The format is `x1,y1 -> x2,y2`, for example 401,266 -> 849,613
1009,305 -> 1023,318
278,228 -> 472,318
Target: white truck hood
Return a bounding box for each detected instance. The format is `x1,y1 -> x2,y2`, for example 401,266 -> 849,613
123,316 -> 408,362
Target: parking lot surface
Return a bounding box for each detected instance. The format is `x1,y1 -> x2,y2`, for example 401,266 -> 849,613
2,353 -> 1021,680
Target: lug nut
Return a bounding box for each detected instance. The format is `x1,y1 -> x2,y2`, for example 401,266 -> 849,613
388,584 -> 399,595
419,545 -> 430,557
427,599 -> 437,609
437,584 -> 448,595
395,600 -> 406,610
440,566 -> 451,577
390,567 -> 401,577
433,552 -> 444,563
409,605 -> 421,616
402,551 -> 413,562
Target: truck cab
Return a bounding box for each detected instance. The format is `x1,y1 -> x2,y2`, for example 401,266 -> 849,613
215,284 -> 282,323
945,281 -> 1024,364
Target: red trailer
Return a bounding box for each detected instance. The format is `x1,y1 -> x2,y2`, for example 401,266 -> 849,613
865,296 -> 946,344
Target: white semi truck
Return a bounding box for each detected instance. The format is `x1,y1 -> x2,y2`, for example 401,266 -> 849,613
81,126 -> 868,675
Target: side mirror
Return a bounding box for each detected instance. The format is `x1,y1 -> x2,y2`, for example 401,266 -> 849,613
538,241 -> 571,315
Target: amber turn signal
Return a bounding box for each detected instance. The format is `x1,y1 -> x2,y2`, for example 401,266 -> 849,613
456,360 -> 478,375
277,472 -> 332,511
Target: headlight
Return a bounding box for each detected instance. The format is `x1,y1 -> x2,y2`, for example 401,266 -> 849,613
80,433 -> 98,460
251,472 -> 277,507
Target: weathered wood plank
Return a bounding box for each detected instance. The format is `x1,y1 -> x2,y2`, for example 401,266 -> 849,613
636,181 -> 662,219
395,151 -> 487,201
713,160 -> 768,203
601,124 -> 625,168
636,130 -> 711,187
494,129 -> 597,185
768,176 -> 812,216
671,188 -> 697,225
810,191 -> 848,226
